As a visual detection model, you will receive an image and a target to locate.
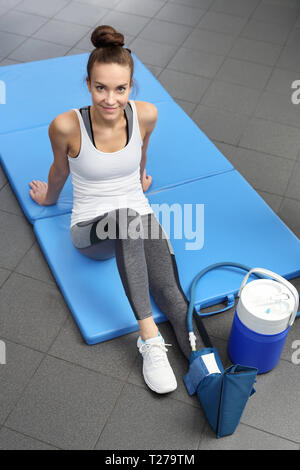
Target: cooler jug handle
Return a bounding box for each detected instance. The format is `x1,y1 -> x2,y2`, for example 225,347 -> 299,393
238,267 -> 299,326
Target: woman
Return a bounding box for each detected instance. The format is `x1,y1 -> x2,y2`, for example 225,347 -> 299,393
29,25 -> 202,395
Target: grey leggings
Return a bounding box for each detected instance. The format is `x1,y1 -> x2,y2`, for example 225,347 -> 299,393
70,208 -> 204,359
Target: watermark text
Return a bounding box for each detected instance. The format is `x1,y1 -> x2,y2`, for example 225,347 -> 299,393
291,340 -> 300,365
0,80 -> 6,104
291,80 -> 300,104
0,340 -> 6,364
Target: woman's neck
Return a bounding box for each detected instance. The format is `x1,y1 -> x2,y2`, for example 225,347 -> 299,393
90,105 -> 125,131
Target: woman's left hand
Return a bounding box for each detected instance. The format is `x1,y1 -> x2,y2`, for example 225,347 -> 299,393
142,169 -> 152,192
29,180 -> 49,205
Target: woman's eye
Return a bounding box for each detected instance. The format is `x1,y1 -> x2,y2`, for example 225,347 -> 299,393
96,86 -> 125,91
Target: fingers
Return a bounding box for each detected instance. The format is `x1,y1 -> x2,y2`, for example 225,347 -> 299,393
29,180 -> 46,188
29,182 -> 39,191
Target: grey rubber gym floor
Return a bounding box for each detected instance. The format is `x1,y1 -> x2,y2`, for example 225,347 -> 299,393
0,0 -> 300,450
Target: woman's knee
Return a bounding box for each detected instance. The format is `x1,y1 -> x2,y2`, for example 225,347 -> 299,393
76,239 -> 116,260
152,284 -> 183,308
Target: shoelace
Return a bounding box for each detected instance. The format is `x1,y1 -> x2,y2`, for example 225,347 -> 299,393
139,342 -> 172,367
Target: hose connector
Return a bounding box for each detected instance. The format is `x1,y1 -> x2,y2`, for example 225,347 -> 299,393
189,332 -> 197,351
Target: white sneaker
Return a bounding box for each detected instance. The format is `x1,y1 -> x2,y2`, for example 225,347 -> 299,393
137,333 -> 177,394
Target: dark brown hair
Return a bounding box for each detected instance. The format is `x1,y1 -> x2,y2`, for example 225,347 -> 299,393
86,25 -> 136,94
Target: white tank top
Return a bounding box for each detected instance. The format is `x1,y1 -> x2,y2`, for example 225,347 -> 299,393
67,100 -> 154,228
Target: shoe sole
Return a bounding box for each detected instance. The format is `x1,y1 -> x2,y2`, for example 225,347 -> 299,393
143,368 -> 177,394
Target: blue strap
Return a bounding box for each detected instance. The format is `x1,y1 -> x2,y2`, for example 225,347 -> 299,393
195,294 -> 235,318
184,348 -> 223,395
183,354 -> 209,395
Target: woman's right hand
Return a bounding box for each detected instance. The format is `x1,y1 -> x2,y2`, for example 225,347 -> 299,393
29,180 -> 49,206
142,169 -> 152,192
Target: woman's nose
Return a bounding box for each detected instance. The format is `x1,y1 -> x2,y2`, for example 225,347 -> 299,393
105,92 -> 116,104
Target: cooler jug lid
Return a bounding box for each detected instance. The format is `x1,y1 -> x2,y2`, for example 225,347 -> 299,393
238,279 -> 294,334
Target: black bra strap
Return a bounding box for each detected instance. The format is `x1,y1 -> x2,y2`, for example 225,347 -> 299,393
79,102 -> 133,148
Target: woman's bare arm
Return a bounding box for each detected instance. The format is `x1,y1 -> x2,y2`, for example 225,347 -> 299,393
29,114 -> 71,206
139,102 -> 158,191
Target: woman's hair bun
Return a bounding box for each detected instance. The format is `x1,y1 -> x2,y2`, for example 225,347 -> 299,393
91,25 -> 125,49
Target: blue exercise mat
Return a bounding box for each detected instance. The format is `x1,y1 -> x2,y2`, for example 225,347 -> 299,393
33,170 -> 300,344
0,52 -> 173,135
0,100 -> 232,224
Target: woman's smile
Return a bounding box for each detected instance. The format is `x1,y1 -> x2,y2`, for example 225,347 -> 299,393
102,106 -> 118,112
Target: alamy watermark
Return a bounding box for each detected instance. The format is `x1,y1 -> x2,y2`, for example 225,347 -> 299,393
93,201 -> 204,251
152,203 -> 204,251
291,80 -> 300,104
0,80 -> 6,104
291,340 -> 300,365
0,340 -> 6,364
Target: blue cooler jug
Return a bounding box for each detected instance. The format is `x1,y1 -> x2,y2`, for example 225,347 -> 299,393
228,268 -> 299,373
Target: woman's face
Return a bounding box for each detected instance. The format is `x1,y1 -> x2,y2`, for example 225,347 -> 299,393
87,62 -> 132,120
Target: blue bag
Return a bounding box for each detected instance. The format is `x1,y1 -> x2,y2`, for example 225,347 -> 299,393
184,262 -> 258,438
184,347 -> 257,438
